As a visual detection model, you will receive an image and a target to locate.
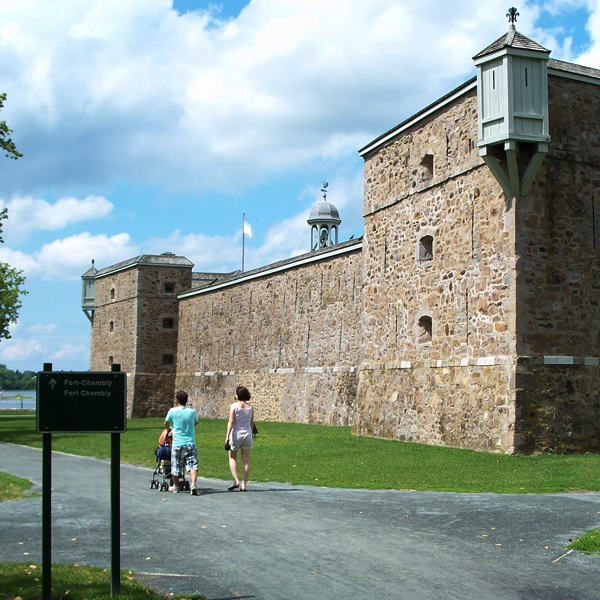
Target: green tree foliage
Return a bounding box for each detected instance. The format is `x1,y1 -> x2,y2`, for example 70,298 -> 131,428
0,93 -> 22,160
0,210 -> 27,340
0,364 -> 36,390
0,95 -> 26,339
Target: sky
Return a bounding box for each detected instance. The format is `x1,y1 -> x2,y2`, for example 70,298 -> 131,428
0,0 -> 597,374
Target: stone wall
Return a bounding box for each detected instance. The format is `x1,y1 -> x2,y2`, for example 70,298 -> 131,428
133,265 -> 191,372
175,244 -> 362,424
354,363 -> 514,451
91,269 -> 139,372
86,68 -> 600,454
515,75 -> 600,357
509,74 -> 600,452
355,87 -> 519,451
91,263 -> 192,417
354,73 -> 600,453
515,360 -> 600,453
176,369 -> 357,426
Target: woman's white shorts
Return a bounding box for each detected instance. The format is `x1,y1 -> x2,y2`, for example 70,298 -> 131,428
230,430 -> 253,451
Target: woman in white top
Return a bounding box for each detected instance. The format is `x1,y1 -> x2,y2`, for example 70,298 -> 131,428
225,385 -> 255,492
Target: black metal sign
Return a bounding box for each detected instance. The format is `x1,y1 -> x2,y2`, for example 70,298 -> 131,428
36,371 -> 127,433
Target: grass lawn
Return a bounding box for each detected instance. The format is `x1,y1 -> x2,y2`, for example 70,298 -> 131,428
2,411 -> 600,493
567,528 -> 600,555
0,471 -> 38,502
0,562 -> 204,600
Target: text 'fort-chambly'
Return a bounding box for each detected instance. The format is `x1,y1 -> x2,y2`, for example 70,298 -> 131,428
63,378 -> 114,397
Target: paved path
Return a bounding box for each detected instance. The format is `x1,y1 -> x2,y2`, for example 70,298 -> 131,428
1,441 -> 600,600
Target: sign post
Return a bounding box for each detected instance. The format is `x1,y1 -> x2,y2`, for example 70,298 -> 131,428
36,364 -> 126,599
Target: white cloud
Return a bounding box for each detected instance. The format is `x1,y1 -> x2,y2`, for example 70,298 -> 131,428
0,232 -> 138,281
27,322 -> 58,334
0,0 -> 545,196
570,0 -> 600,67
1,195 -> 113,242
0,337 -> 45,361
0,247 -> 39,275
143,229 -> 242,273
51,343 -> 88,361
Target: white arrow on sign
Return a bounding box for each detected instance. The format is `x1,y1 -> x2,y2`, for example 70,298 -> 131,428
49,378 -> 57,389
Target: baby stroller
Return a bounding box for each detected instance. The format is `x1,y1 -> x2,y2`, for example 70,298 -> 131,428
150,429 -> 190,492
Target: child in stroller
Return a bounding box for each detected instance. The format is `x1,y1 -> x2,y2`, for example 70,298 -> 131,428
150,428 -> 190,491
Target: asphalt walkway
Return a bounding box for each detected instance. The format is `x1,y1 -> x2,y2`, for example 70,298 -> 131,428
1,441 -> 599,599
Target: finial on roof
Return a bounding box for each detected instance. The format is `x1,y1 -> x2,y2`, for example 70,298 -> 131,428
91,259 -> 95,267
506,7 -> 519,25
321,181 -> 329,201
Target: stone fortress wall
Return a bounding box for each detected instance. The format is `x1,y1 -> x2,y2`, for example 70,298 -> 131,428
85,35 -> 600,454
354,71 -> 600,453
512,73 -> 600,452
355,87 -> 519,451
175,242 -> 362,425
90,258 -> 192,417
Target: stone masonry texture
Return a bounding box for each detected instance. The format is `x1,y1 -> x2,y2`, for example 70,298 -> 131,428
88,68 -> 600,454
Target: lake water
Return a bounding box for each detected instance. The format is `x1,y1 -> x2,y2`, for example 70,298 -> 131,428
0,389 -> 36,410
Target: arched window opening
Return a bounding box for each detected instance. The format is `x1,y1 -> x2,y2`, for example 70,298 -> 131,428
419,235 -> 434,263
417,315 -> 432,344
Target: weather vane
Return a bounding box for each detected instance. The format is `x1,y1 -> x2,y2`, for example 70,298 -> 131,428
321,181 -> 328,201
506,7 -> 519,23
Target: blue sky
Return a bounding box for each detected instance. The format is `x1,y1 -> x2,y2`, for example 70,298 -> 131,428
0,0 -> 597,374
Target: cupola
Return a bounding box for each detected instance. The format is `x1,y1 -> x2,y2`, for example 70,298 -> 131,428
307,182 -> 341,250
473,7 -> 551,197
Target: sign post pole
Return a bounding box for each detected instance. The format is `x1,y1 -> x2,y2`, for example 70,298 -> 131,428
110,363 -> 121,595
41,362 -> 53,600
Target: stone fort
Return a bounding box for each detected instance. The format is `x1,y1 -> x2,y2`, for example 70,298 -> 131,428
82,18 -> 600,454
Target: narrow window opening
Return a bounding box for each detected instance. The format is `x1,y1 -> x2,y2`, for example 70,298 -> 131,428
492,70 -> 496,90
421,153 -> 434,178
162,354 -> 174,365
163,282 -> 175,294
109,321 -> 114,332
108,355 -> 113,365
110,288 -> 115,300
417,316 -> 432,344
163,317 -> 175,329
525,67 -> 528,87
418,235 -> 434,263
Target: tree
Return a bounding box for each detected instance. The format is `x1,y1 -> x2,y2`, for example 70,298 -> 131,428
0,94 -> 26,339
0,93 -> 22,160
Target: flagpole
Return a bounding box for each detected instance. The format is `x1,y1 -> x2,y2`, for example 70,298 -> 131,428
242,211 -> 245,272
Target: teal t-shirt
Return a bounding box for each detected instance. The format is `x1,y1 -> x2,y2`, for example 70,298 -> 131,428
165,406 -> 198,447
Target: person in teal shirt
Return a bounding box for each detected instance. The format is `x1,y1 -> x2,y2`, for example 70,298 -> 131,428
164,390 -> 199,495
